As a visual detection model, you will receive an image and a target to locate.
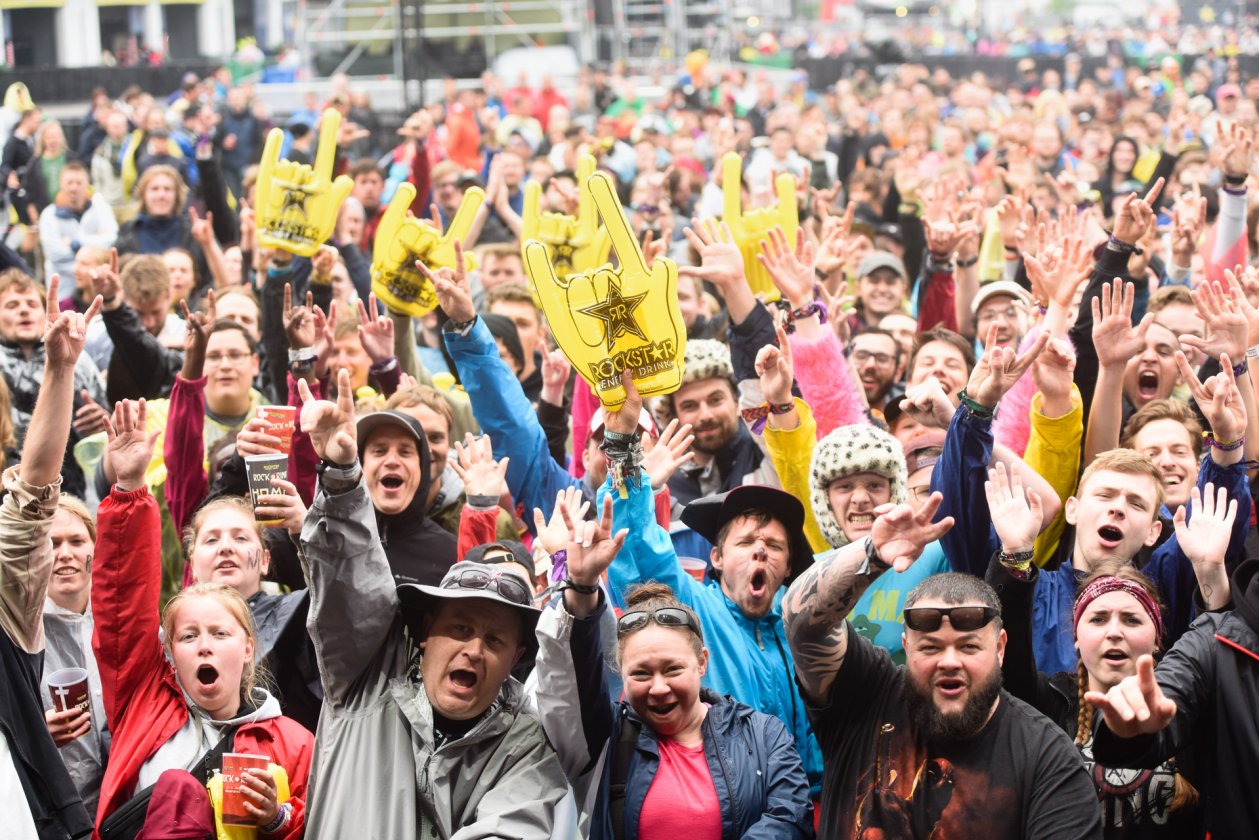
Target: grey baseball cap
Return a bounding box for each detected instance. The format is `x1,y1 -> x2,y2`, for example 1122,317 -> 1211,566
857,251 -> 908,281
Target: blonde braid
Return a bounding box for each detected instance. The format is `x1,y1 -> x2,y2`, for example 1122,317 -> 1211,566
1075,660 -> 1094,746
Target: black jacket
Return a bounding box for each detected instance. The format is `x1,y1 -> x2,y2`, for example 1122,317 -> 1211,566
101,302 -> 182,403
1093,560 -> 1259,840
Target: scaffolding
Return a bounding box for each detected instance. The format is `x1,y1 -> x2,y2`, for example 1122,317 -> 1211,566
291,0 -> 594,80
604,0 -> 733,71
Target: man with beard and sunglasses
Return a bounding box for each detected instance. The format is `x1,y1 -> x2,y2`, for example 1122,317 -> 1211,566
783,501 -> 1102,839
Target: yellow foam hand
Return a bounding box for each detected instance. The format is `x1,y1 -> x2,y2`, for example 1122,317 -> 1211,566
370,183 -> 484,317
721,151 -> 799,301
520,154 -> 612,288
524,171 -> 686,410
255,108 -> 354,257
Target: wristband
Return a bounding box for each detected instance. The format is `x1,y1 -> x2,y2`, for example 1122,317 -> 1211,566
547,548 -> 568,582
999,547 -> 1035,581
559,578 -> 600,595
445,316 -> 477,337
781,298 -> 829,334
370,356 -> 399,375
1233,358 -> 1249,378
955,255 -> 979,269
1204,431 -> 1245,452
1106,234 -> 1143,255
101,294 -> 118,306
1245,344 -> 1259,360
601,429 -> 644,498
742,401 -> 796,434
957,388 -> 995,420
857,536 -> 889,577
261,803 -> 290,836
288,347 -> 316,365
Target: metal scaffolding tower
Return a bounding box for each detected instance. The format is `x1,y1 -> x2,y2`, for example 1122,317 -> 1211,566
605,0 -> 731,71
292,0 -> 594,80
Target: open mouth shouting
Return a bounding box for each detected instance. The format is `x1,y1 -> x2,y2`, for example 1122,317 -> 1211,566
1100,648 -> 1130,667
934,675 -> 967,702
447,668 -> 480,697
195,663 -> 221,693
1135,369 -> 1160,401
748,569 -> 769,601
646,699 -> 680,719
1097,524 -> 1125,551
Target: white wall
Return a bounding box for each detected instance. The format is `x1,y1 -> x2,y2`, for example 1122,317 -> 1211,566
56,0 -> 104,68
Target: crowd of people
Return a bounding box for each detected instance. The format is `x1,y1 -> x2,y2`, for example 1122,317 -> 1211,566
3,39 -> 1259,840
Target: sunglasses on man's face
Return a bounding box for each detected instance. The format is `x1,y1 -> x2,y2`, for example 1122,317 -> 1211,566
442,568 -> 532,607
902,605 -> 998,633
617,607 -> 701,638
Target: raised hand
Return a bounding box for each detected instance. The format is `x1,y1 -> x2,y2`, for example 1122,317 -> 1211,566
965,325 -> 1050,408
984,462 -> 1043,554
520,153 -> 611,280
298,368 -> 357,465
1173,482 -> 1236,610
1112,178 -> 1165,246
539,346 -> 571,406
311,301 -> 336,379
562,494 -> 628,588
179,287 -> 217,379
355,293 -> 395,365
1025,233 -> 1092,312
870,492 -> 956,572
901,376 -> 955,430
310,243 -> 338,282
679,217 -> 747,291
758,224 -> 815,309
1030,336 -> 1077,409
524,172 -> 685,410
451,433 -> 510,499
371,182 -> 484,317
1175,350 -> 1247,445
1170,186 -> 1207,268
721,151 -> 799,300
253,477 -> 308,537
1179,280 -> 1248,362
642,418 -> 696,490
255,108 -> 354,257
754,324 -> 795,405
43,274 -> 101,371
1219,121 -> 1254,181
533,487 -> 589,556
814,202 -> 861,279
283,283 -> 317,350
189,206 -> 215,248
105,399 -> 157,492
1092,279 -> 1153,370
1084,655 -> 1176,739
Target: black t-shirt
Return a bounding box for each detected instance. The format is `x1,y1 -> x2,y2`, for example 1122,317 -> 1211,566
810,623 -> 1102,839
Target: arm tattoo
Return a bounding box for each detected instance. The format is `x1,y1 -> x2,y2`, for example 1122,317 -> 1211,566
782,538 -> 888,704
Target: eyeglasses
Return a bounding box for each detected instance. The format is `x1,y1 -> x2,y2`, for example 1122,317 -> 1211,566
204,350 -> 253,366
617,607 -> 702,639
908,484 -> 934,502
848,349 -> 896,367
442,567 -> 532,607
977,305 -> 1019,323
902,605 -> 998,633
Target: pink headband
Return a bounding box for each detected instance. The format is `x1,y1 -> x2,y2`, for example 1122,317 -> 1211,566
1072,577 -> 1164,643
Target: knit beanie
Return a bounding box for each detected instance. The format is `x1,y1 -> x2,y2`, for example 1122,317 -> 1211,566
809,424 -> 907,548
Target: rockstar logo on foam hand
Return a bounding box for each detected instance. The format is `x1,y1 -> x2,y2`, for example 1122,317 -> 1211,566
370,183 -> 483,318
524,170 -> 687,410
255,108 -> 353,258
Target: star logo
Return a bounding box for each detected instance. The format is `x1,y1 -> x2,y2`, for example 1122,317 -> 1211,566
280,189 -> 309,218
579,275 -> 648,352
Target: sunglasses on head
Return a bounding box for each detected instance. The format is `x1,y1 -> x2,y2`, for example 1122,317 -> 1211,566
902,605 -> 998,633
617,607 -> 702,639
442,567 -> 532,607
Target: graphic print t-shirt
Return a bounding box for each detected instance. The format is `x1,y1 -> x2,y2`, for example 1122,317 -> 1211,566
810,624 -> 1102,840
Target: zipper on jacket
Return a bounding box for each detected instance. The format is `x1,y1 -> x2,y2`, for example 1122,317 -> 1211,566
770,629 -> 801,737
704,713 -> 738,838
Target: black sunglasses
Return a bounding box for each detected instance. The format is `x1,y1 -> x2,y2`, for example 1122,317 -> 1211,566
617,607 -> 702,639
902,606 -> 998,633
442,568 -> 532,607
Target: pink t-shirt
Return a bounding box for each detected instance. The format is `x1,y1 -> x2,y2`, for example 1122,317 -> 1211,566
637,736 -> 722,840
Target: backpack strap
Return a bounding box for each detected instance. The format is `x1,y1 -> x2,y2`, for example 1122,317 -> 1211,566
189,723 -> 241,786
608,709 -> 642,840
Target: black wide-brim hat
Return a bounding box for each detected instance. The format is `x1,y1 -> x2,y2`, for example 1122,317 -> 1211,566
681,485 -> 815,583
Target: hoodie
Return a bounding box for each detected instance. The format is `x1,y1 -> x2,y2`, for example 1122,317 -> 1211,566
360,411 -> 458,587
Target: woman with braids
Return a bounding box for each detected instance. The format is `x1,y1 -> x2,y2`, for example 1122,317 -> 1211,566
92,399 -> 312,837
982,462 -> 1239,837
534,491 -> 814,839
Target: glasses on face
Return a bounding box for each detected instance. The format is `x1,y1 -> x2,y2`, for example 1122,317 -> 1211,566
977,306 -> 1018,324
443,567 -> 532,607
617,607 -> 702,639
848,348 -> 896,367
204,350 -> 253,367
435,180 -> 459,190
903,605 -> 998,633
908,484 -> 934,502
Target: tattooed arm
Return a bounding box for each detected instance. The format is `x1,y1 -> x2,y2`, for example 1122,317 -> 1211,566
782,494 -> 955,705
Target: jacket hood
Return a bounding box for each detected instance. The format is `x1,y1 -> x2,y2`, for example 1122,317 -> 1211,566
358,409 -> 435,538
1231,558 -> 1259,636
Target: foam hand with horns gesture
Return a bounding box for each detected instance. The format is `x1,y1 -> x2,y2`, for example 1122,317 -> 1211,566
520,153 -> 612,292
255,108 -> 354,257
721,151 -> 799,301
524,170 -> 686,410
370,182 -> 484,317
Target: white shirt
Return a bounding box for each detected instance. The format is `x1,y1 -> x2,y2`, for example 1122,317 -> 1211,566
0,730 -> 40,840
